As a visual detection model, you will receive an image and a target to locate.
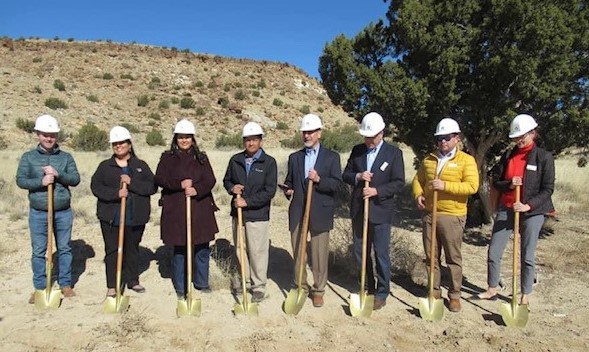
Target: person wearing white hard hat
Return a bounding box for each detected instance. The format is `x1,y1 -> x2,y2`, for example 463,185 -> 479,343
412,118 -> 479,312
342,112 -> 405,310
91,126 -> 156,297
155,119 -> 219,298
223,121 -> 277,303
16,114 -> 80,304
475,114 -> 554,307
281,114 -> 342,307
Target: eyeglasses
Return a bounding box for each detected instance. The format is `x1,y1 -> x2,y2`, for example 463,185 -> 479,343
436,134 -> 456,142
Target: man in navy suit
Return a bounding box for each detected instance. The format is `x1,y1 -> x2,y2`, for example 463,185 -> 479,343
343,112 -> 405,310
283,114 -> 342,308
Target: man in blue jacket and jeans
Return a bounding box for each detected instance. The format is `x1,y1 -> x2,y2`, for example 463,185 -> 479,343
16,114 -> 81,304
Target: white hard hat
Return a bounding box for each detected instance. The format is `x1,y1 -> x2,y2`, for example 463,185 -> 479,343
242,122 -> 264,137
359,112 -> 385,137
300,114 -> 323,131
109,126 -> 132,143
509,114 -> 538,138
434,118 -> 461,136
174,119 -> 196,135
34,114 -> 60,133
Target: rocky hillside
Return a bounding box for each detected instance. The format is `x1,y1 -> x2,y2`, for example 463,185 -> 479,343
0,38 -> 353,149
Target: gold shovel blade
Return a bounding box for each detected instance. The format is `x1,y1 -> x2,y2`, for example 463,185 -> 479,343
103,295 -> 130,314
349,293 -> 374,317
417,296 -> 445,322
176,297 -> 201,317
233,298 -> 258,316
499,301 -> 529,327
34,288 -> 61,310
283,288 -> 307,315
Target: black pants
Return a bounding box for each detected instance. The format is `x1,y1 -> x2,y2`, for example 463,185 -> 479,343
100,221 -> 145,289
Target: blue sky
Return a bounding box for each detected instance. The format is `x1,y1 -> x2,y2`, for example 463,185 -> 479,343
1,1 -> 389,78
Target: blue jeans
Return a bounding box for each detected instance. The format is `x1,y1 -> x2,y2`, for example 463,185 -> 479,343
173,244 -> 210,295
487,207 -> 545,294
353,217 -> 392,301
29,207 -> 73,290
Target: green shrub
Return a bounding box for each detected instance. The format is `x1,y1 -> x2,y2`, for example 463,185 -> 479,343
149,112 -> 161,120
299,105 -> 311,114
151,77 -> 161,85
33,86 -> 42,94
196,107 -> 206,116
72,123 -> 108,151
16,118 -> 35,133
276,121 -> 288,130
53,79 -> 66,91
317,107 -> 324,113
272,98 -> 283,107
32,57 -> 42,63
137,95 -> 149,107
102,73 -> 114,80
207,81 -> 218,89
180,97 -> 196,109
218,96 -> 229,108
193,80 -> 204,88
45,97 -> 68,110
252,90 -> 260,97
120,73 -> 134,80
158,100 -> 170,109
0,136 -> 7,150
146,130 -> 165,146
171,97 -> 180,104
223,83 -> 231,92
86,94 -> 99,103
234,89 -> 246,100
257,79 -> 267,89
120,123 -> 140,133
215,132 -> 243,149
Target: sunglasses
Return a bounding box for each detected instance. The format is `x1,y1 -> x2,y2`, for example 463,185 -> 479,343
436,134 -> 456,142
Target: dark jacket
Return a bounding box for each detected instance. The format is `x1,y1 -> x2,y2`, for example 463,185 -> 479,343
16,144 -> 80,211
223,149 -> 277,222
492,144 -> 555,217
284,145 -> 342,233
155,150 -> 219,246
90,155 -> 156,226
343,141 -> 405,224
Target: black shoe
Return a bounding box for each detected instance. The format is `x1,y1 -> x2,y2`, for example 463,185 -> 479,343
128,284 -> 146,293
251,291 -> 268,303
195,286 -> 212,293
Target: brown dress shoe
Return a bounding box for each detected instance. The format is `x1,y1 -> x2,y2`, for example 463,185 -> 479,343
28,292 -> 35,304
61,286 -> 76,298
373,299 -> 387,310
312,294 -> 324,308
449,298 -> 461,312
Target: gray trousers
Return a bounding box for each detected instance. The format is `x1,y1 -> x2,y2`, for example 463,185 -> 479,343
290,223 -> 330,295
487,207 -> 545,294
232,218 -> 269,294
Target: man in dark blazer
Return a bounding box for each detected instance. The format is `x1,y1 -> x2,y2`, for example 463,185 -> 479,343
282,114 -> 342,308
342,112 -> 405,310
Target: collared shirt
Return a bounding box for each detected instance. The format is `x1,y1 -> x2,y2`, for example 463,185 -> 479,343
436,147 -> 457,177
304,144 -> 320,180
245,148 -> 263,175
366,140 -> 384,172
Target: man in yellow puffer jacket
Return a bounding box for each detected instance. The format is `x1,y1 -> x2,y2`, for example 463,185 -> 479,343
412,118 -> 479,313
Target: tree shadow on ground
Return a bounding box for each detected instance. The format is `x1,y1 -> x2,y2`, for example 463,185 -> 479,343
71,239 -> 95,287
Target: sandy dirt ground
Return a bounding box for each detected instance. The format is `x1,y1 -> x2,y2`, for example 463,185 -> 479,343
0,150 -> 588,351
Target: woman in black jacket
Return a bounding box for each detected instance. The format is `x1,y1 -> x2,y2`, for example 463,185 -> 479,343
91,126 -> 157,297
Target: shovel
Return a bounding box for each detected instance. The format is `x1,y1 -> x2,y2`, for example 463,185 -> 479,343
177,195 -> 202,317
34,183 -> 62,309
284,180 -> 314,315
418,190 -> 444,321
233,194 -> 258,316
104,183 -> 130,313
350,180 -> 374,317
499,185 -> 529,327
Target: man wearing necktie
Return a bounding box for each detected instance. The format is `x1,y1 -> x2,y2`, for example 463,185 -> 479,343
343,112 -> 405,311
282,114 -> 342,308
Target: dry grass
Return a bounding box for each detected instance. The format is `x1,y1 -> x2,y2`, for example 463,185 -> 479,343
552,155 -> 589,216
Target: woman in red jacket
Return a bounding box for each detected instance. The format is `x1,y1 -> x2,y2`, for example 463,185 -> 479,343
476,114 -> 555,306
154,119 -> 219,298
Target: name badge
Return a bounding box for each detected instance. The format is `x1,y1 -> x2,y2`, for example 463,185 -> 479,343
526,164 -> 537,171
380,162 -> 389,171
